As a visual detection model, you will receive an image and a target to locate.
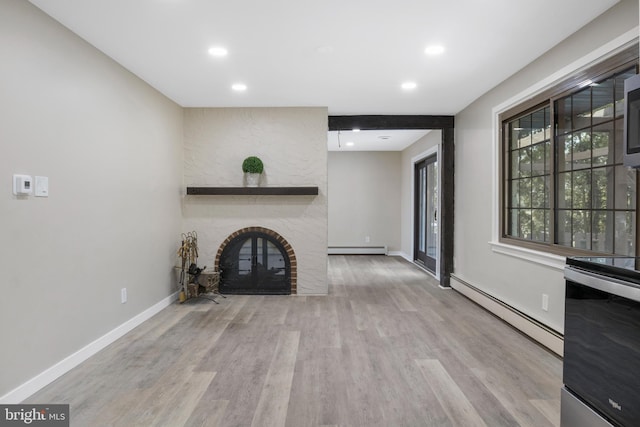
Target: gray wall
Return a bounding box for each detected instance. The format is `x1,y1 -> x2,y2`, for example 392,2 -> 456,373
328,151 -> 401,253
452,0 -> 638,333
0,1 -> 184,398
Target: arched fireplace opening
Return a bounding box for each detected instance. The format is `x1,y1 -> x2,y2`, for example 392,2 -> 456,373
215,227 -> 296,295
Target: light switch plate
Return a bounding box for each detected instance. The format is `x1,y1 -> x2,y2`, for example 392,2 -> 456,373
35,176 -> 49,197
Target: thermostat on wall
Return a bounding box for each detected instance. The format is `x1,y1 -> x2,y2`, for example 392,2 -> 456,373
13,174 -> 33,195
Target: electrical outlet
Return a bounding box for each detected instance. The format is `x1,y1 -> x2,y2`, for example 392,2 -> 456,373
542,294 -> 549,312
121,288 -> 127,304
365,236 -> 371,243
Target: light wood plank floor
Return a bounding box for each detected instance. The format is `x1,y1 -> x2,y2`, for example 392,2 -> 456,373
27,255 -> 562,427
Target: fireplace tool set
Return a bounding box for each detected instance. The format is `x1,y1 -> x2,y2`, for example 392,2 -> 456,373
177,231 -> 222,303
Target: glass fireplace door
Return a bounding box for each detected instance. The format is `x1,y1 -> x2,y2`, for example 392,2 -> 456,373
219,232 -> 291,294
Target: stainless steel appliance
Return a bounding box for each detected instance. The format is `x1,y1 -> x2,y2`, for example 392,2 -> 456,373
563,257 -> 640,427
624,74 -> 640,168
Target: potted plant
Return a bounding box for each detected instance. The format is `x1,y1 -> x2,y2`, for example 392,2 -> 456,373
242,156 -> 264,187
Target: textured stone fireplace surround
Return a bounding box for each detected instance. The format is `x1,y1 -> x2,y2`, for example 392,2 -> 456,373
182,107 -> 328,295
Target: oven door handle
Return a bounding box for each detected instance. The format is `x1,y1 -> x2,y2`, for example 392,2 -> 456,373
565,266 -> 640,302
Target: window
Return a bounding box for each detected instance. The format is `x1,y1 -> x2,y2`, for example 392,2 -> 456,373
507,106 -> 551,243
502,49 -> 638,256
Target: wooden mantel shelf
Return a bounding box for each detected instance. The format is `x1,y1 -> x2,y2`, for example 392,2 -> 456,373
186,186 -> 319,196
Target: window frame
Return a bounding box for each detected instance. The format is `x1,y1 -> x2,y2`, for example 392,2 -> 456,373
499,45 -> 639,257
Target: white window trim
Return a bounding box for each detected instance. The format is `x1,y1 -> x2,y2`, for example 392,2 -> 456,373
490,28 -> 639,269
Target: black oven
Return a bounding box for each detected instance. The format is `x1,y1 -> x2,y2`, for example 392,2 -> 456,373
563,257 -> 640,427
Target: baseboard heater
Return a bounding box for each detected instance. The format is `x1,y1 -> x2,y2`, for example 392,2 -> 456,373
450,274 -> 564,357
328,246 -> 388,255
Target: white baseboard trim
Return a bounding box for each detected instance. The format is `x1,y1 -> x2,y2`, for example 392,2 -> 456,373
387,251 -> 407,258
450,275 -> 563,357
328,246 -> 387,255
0,292 -> 178,404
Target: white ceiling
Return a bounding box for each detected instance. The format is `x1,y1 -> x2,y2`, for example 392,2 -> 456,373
28,0 -> 619,118
328,129 -> 431,151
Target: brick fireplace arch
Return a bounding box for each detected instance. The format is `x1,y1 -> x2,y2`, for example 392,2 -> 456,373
215,226 -> 297,294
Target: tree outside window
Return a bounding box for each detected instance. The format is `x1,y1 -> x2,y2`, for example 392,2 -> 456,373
503,63 -> 637,256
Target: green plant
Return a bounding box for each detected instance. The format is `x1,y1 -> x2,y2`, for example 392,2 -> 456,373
242,156 -> 264,174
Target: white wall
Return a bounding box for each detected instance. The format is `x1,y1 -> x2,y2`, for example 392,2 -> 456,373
328,151 -> 401,252
182,107 -> 328,295
453,0 -> 638,334
0,1 -> 184,399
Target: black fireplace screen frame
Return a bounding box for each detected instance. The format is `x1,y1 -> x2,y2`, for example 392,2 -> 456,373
218,231 -> 292,295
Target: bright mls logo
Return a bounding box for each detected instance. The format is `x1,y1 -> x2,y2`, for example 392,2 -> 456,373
0,405 -> 69,426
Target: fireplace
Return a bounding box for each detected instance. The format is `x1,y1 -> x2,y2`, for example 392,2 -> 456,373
215,227 -> 297,295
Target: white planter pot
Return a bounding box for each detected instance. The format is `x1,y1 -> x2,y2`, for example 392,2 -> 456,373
245,173 -> 261,187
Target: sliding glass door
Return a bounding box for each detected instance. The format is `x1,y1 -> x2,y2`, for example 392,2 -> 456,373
414,154 -> 438,272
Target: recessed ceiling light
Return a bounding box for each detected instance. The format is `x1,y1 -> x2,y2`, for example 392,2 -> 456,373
345,141 -> 355,147
231,83 -> 247,91
401,82 -> 417,90
378,136 -> 391,140
352,128 -> 360,132
208,46 -> 228,57
424,45 -> 445,55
